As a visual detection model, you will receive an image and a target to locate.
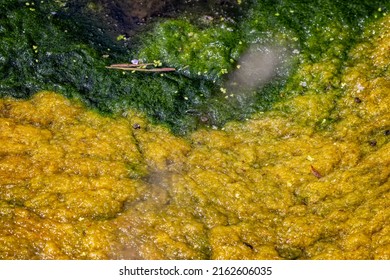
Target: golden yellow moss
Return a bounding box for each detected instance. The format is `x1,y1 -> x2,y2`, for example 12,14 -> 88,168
0,92 -> 148,259
0,16 -> 389,259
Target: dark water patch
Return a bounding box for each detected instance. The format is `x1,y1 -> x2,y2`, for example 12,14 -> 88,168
55,0 -> 181,51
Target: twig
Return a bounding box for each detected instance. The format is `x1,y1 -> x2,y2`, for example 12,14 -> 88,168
106,63 -> 175,72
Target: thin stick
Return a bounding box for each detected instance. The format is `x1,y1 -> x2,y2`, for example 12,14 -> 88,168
106,66 -> 176,72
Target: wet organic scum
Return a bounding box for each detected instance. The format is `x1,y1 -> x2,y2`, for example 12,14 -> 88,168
0,14 -> 389,259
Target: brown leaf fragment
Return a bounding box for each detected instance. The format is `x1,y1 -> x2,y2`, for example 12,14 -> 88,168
310,165 -> 322,179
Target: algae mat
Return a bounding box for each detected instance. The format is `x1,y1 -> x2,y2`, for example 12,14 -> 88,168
0,11 -> 389,259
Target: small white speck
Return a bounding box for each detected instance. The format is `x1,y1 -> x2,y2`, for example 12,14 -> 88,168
306,155 -> 315,162
357,83 -> 364,92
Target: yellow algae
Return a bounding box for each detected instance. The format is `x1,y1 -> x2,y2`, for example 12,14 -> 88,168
0,92 -> 148,259
133,124 -> 191,172
0,16 -> 390,260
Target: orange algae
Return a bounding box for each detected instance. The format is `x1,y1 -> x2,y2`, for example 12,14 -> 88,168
0,16 -> 389,260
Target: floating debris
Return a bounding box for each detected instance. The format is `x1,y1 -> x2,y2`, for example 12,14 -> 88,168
106,63 -> 175,72
310,165 -> 323,179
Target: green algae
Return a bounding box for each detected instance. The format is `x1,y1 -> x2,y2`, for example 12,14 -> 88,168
1,0 -> 388,134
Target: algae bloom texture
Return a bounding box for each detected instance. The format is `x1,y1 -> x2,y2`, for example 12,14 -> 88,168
0,2 -> 390,260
